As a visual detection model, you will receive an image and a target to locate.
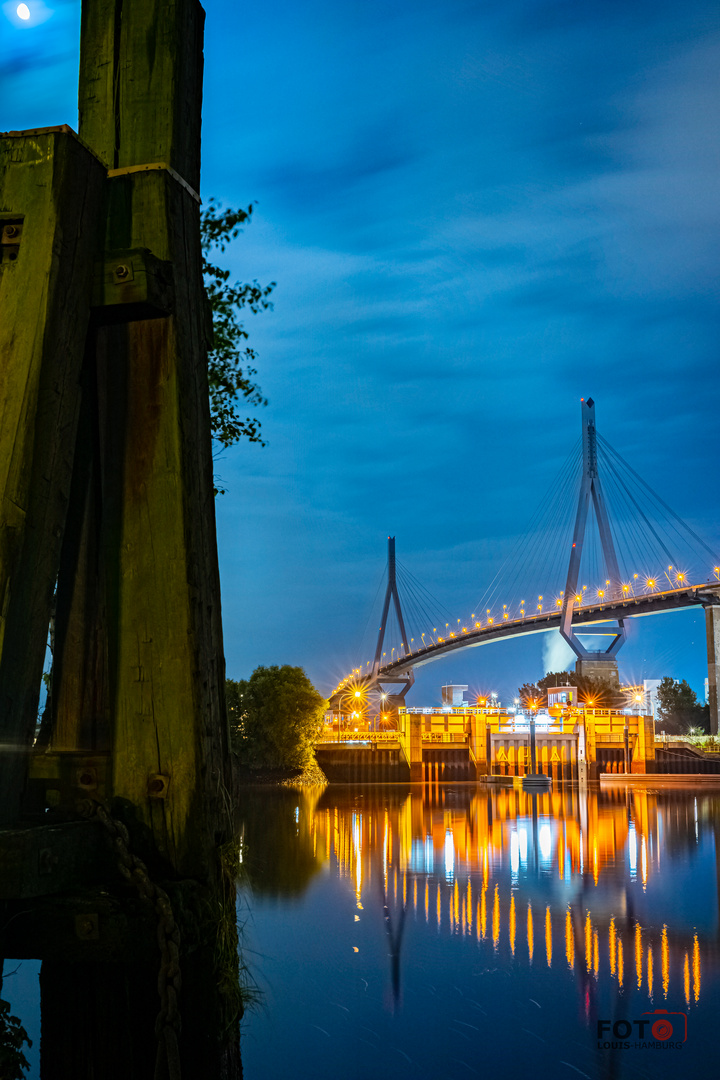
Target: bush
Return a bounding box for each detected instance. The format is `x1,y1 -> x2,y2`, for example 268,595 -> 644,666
228,666 -> 326,770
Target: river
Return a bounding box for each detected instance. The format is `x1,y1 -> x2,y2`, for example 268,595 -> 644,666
237,781 -> 719,1080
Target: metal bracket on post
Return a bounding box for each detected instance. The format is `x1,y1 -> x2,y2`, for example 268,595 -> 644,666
92,247 -> 174,322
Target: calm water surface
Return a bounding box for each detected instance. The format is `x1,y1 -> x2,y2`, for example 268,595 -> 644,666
237,783 -> 720,1080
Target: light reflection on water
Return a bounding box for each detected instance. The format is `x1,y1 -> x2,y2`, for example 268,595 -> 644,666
238,783 -> 720,1080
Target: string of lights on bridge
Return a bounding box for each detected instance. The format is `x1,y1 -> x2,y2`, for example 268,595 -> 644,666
333,563 -> 720,695
334,421 -> 720,697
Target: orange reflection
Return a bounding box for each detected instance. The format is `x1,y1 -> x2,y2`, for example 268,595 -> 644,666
528,902 -> 535,963
492,884 -> 500,950
300,785 -> 714,1011
509,895 -> 516,955
545,906 -> 552,968
565,908 -> 574,969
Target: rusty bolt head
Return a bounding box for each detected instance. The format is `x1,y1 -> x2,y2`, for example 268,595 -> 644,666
4,225 -> 18,238
76,767 -> 97,790
38,848 -> 59,875
147,774 -> 169,799
114,264 -> 130,279
75,913 -> 99,941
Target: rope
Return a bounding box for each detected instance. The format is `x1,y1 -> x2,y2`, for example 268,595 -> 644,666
94,804 -> 183,1080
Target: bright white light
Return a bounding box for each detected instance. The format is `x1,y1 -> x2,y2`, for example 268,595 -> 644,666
518,827 -> 528,863
3,1 -> 54,28
628,824 -> 637,875
510,831 -> 519,874
444,829 -> 454,883
539,824 -> 552,860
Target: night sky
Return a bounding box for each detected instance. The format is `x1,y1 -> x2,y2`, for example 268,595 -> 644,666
2,0 -> 719,704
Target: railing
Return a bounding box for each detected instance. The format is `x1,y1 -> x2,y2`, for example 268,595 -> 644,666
654,734 -> 720,755
422,732 -> 467,744
316,730 -> 401,744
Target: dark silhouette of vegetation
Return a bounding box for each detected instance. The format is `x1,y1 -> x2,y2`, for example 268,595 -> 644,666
237,788 -> 321,897
227,666 -> 326,770
0,997 -> 31,1080
201,200 -> 275,466
656,676 -> 709,734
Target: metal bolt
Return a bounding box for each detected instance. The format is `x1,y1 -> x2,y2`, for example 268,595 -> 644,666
77,767 -> 97,790
147,774 -> 169,798
114,264 -> 130,279
4,224 -> 18,238
38,848 -> 59,875
75,913 -> 99,941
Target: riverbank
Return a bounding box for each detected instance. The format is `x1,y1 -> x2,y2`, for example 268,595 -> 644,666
233,755 -> 328,788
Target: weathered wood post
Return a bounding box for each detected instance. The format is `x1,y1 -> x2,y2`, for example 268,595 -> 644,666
1,4 -> 242,1072
0,129 -> 106,823
1,0 -> 233,880
72,0 -> 231,880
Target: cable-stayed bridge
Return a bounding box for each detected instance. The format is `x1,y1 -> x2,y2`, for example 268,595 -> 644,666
331,399 -> 720,733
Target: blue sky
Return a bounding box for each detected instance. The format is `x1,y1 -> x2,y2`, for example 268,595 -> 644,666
2,0 -> 719,702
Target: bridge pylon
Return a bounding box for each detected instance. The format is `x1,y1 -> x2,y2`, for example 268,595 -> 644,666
371,536 -> 414,706
560,398 -> 625,685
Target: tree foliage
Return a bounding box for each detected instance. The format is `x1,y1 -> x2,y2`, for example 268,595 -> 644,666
201,199 -> 274,456
517,670 -> 625,708
517,682 -> 543,705
227,666 -> 327,770
656,676 -> 709,734
0,998 -> 32,1080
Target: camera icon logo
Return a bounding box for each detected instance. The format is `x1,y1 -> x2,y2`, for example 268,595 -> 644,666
641,1009 -> 687,1042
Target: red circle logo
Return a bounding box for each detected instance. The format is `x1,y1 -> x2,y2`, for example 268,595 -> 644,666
651,1018 -> 673,1041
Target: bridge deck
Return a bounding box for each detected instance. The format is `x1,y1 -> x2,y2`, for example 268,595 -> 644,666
378,583 -> 718,676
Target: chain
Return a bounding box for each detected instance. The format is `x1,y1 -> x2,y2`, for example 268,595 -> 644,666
94,803 -> 182,1080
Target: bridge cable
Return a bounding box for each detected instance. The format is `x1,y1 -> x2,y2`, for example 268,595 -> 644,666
599,435 -> 720,564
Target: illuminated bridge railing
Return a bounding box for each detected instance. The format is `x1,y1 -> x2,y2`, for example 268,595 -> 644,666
315,731 -> 402,745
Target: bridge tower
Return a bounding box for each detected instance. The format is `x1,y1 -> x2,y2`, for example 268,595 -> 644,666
372,537 -> 414,710
559,398 -> 625,685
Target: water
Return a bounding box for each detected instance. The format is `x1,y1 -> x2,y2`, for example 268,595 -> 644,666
237,782 -> 720,1080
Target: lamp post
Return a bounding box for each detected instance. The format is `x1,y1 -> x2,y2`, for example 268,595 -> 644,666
523,699 -> 551,790
529,701 -> 538,776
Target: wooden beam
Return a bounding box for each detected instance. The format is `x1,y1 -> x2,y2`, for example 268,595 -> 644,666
78,0 -> 204,192
0,820 -> 108,900
44,0 -> 232,879
0,128 -> 106,824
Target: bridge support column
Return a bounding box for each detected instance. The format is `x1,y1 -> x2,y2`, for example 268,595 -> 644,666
705,606 -> 720,736
402,712 -> 423,783
574,657 -> 619,687
468,712 -> 488,777
583,711 -> 597,780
